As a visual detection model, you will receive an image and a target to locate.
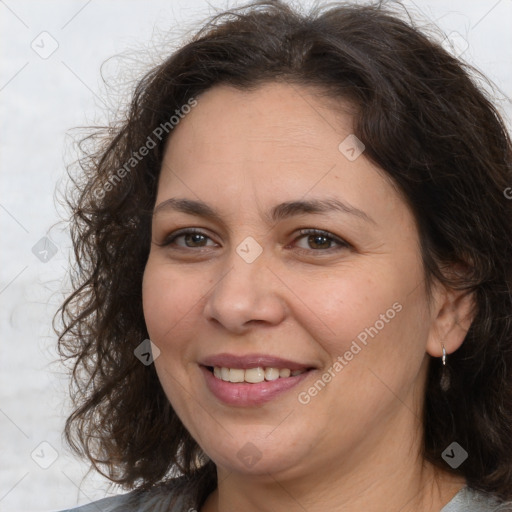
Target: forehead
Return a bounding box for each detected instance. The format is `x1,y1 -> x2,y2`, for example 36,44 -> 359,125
156,82 -> 405,228
159,83 -> 365,188
164,82 -> 355,162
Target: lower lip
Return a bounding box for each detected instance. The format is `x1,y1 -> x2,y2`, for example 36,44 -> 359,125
200,366 -> 313,407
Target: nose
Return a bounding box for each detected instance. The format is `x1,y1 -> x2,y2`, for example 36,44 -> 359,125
203,247 -> 287,334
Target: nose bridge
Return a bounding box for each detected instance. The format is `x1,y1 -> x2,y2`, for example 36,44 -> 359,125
204,236 -> 286,331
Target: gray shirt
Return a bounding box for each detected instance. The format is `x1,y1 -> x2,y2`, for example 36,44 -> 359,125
59,483 -> 511,511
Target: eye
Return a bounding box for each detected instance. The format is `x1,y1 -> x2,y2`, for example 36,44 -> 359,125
292,229 -> 350,251
157,227 -> 349,252
158,228 -> 217,248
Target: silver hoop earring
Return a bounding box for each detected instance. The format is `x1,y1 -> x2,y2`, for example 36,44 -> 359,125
442,343 -> 447,366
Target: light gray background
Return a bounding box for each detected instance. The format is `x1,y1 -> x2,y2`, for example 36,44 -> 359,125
1,1 -> 511,511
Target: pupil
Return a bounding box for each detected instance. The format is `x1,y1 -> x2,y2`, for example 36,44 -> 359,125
309,234 -> 330,249
186,233 -> 205,246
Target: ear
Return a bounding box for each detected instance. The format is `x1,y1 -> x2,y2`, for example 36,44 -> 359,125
426,282 -> 476,358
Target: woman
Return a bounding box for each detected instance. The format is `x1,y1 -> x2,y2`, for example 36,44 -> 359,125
57,1 -> 512,511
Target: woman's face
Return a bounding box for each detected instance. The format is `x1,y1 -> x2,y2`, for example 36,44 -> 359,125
142,82 -> 442,479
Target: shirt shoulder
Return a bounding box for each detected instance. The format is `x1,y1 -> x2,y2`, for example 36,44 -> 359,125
441,486 -> 512,512
57,476 -> 195,512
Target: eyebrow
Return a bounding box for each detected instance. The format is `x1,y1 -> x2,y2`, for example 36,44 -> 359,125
152,197 -> 375,225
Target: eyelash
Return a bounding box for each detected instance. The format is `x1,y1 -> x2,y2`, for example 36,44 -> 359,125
158,228 -> 350,253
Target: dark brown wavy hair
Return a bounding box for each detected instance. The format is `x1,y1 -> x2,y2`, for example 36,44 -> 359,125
56,0 -> 512,507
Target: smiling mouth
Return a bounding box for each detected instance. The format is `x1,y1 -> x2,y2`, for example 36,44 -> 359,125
206,366 -> 311,383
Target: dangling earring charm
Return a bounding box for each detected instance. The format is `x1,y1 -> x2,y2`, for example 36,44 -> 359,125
440,343 -> 450,391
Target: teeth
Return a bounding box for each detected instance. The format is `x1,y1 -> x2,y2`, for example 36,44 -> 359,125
264,367 -> 280,381
245,367 -> 265,383
212,366 -> 307,383
229,368 -> 245,383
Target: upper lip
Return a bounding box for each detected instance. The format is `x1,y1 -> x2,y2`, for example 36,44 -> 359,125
200,353 -> 316,371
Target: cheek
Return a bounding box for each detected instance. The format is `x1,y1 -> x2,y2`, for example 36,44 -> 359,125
142,259 -> 205,349
287,266 -> 401,355
142,260 -> 205,414
293,262 -> 428,384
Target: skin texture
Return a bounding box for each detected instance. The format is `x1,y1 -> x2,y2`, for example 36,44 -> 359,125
142,82 -> 473,512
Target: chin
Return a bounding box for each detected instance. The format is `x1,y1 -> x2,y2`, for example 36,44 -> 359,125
203,437 -> 308,477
